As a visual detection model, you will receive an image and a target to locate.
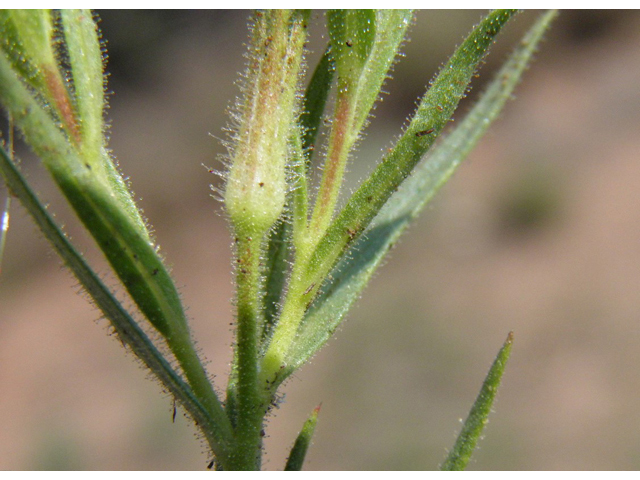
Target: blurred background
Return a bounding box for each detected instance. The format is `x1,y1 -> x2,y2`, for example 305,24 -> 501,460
2,10 -> 640,470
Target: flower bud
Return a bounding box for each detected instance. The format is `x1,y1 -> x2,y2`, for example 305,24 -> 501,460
225,10 -> 308,236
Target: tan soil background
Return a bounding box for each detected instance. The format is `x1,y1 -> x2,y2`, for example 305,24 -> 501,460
2,10 -> 640,470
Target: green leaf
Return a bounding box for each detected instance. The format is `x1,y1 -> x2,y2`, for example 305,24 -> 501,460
300,43 -> 335,163
0,50 -> 177,337
0,143 -> 236,466
309,10 -> 412,240
0,42 -> 229,438
327,9 -> 411,141
0,9 -> 81,144
1,12 -> 149,241
284,10 -> 556,378
58,10 -> 150,245
0,10 -> 56,89
261,217 -> 291,344
327,9 -> 376,84
305,10 -> 517,292
261,11 -> 413,381
284,404 -> 321,471
440,332 -> 514,471
60,10 -> 104,161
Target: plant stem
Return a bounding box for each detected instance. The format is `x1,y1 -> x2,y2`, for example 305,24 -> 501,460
222,10 -> 310,469
260,258 -> 313,386
231,232 -> 268,469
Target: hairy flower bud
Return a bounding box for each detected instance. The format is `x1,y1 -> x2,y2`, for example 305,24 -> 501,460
225,10 -> 308,236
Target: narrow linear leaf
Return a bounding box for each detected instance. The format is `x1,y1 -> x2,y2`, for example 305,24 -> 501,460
60,9 -> 104,162
309,10 -> 412,239
0,144 -> 236,464
261,10 -> 415,378
284,404 -> 321,471
59,10 -> 150,247
0,51 -> 229,434
0,10 -> 81,144
329,9 -> 412,142
305,10 -> 517,299
0,50 -> 179,340
0,10 -> 56,91
284,10 -> 556,378
300,44 -> 335,162
327,9 -> 376,85
0,41 -> 150,242
440,332 -> 514,471
288,44 -> 335,254
261,217 -> 290,343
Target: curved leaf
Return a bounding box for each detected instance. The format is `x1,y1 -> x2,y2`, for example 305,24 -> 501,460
0,144 -> 236,464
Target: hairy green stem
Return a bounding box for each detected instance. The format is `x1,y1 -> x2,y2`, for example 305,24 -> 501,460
260,259 -> 313,385
229,233 -> 267,469
223,10 -> 310,469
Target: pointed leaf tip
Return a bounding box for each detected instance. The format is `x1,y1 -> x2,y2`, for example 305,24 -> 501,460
440,331 -> 514,471
506,331 -> 514,344
284,404 -> 322,470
